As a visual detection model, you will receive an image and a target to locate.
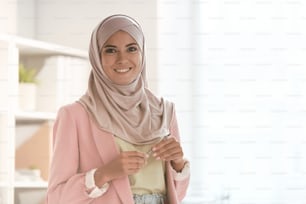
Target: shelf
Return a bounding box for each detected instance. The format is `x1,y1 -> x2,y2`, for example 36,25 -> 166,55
0,181 -> 46,189
15,111 -> 56,122
14,181 -> 48,188
0,33 -> 88,203
0,34 -> 88,58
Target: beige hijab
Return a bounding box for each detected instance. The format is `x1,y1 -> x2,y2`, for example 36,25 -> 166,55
79,14 -> 174,145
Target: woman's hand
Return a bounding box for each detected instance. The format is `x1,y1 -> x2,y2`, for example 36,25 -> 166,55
94,151 -> 146,187
152,137 -> 186,172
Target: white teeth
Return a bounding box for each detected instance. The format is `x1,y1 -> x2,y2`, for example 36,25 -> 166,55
115,68 -> 131,73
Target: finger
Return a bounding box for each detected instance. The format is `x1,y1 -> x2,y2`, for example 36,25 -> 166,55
154,137 -> 176,150
161,151 -> 183,161
153,140 -> 180,155
124,151 -> 147,159
127,161 -> 145,174
153,139 -> 183,160
127,167 -> 141,175
155,146 -> 183,161
130,161 -> 144,169
126,155 -> 147,168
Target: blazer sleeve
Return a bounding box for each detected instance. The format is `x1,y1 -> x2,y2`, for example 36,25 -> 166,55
46,106 -> 95,204
167,108 -> 190,203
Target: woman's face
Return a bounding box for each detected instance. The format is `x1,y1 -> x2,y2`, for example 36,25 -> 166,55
101,30 -> 142,85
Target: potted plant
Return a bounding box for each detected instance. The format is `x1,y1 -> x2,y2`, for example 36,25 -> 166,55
18,64 -> 38,111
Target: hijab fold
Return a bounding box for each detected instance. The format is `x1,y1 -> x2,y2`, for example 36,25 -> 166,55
79,14 -> 174,145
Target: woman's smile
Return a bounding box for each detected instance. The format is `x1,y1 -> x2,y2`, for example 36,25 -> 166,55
114,67 -> 132,73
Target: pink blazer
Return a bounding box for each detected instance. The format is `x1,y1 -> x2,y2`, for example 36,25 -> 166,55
46,102 -> 189,204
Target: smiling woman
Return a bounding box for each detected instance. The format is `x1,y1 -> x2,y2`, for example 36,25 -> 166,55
46,14 -> 190,204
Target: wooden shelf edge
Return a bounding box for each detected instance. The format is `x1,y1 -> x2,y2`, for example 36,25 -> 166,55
14,181 -> 48,188
15,111 -> 56,121
0,34 -> 88,58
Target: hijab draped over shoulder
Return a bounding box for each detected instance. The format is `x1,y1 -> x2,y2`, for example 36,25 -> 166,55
79,14 -> 174,145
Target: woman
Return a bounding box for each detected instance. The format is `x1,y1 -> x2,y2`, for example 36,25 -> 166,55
46,14 -> 190,204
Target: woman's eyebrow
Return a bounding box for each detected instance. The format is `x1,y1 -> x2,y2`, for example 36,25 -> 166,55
103,45 -> 116,48
126,43 -> 138,47
103,43 -> 138,48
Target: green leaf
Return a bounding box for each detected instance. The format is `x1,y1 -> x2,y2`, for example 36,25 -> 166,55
19,64 -> 38,83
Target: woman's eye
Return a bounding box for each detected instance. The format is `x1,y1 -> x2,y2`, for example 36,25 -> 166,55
105,48 -> 117,54
127,46 -> 138,52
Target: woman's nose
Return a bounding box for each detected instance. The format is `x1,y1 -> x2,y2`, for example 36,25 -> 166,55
116,51 -> 128,63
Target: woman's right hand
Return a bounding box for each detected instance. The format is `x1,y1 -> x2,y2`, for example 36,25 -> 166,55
94,151 -> 147,187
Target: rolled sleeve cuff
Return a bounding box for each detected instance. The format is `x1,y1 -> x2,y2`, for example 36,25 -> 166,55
171,161 -> 190,181
85,168 -> 109,198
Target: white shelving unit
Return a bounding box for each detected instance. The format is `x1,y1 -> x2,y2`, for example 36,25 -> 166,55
0,34 -> 90,204
14,181 -> 48,189
15,112 -> 56,122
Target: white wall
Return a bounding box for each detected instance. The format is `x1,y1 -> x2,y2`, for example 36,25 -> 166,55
17,0 -> 36,38
0,0 -> 17,35
0,0 -> 35,37
194,1 -> 306,202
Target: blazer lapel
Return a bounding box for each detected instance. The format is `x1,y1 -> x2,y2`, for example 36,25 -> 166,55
91,123 -> 134,204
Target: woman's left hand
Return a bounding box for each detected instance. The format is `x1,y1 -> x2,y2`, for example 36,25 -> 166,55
152,137 -> 186,172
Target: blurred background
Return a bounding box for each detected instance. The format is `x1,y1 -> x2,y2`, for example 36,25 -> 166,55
1,0 -> 306,203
